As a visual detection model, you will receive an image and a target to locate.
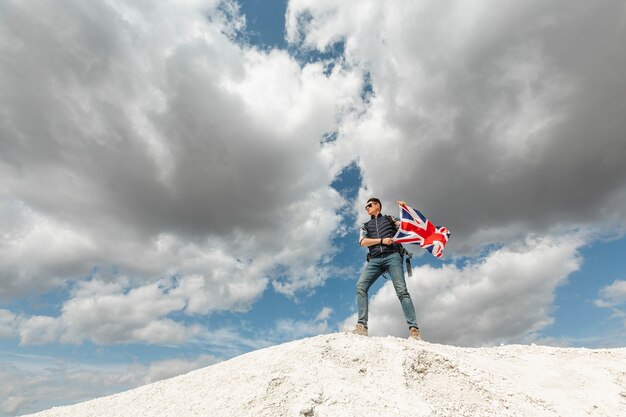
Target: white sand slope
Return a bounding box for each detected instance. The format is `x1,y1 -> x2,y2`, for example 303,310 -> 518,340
24,333 -> 626,417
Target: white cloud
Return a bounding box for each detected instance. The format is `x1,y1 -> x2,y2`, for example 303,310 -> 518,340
271,306 -> 334,340
594,280 -> 626,328
595,280 -> 626,308
0,200 -> 98,298
341,236 -> 582,346
0,309 -> 16,339
173,273 -> 267,315
18,316 -> 61,345
16,278 -> 198,345
315,306 -> 333,321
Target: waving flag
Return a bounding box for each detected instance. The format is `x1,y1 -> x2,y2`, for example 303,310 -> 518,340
392,202 -> 451,258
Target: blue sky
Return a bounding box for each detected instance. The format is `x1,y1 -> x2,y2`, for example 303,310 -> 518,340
1,0 -> 626,415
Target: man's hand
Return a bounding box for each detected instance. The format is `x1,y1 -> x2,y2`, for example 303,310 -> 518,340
382,237 -> 394,245
396,200 -> 406,206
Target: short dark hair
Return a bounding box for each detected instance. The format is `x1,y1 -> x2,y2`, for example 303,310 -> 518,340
367,197 -> 381,209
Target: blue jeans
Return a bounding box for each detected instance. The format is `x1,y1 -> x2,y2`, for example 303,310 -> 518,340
356,252 -> 418,329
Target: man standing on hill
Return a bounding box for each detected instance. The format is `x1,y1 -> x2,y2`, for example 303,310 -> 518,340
353,198 -> 421,340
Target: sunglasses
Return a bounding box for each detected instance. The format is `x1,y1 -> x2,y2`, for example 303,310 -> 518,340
365,202 -> 377,209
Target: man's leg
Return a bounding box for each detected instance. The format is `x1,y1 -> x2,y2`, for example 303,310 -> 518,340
356,258 -> 383,329
385,253 -> 419,330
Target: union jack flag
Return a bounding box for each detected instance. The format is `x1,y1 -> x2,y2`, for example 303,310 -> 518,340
392,202 -> 451,258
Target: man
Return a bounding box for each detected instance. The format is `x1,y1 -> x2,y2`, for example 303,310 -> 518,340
353,198 -> 421,340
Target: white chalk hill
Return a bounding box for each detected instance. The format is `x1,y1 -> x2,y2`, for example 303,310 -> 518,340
25,333 -> 626,417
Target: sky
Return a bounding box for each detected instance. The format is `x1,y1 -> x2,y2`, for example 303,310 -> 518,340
1,0 -> 625,415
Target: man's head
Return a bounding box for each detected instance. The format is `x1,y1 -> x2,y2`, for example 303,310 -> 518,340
365,197 -> 382,215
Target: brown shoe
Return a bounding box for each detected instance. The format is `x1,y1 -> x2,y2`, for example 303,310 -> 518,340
409,327 -> 421,340
353,323 -> 368,336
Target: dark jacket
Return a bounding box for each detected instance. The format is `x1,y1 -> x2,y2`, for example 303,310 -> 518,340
360,214 -> 400,258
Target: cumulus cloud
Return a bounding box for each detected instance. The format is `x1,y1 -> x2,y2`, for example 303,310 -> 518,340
595,280 -> 626,327
288,0 -> 626,250
17,316 -> 61,345
315,306 -> 333,321
0,0 -> 363,324
0,200 -> 99,298
596,280 -> 626,308
341,236 -> 582,346
270,306 -> 335,340
0,309 -> 16,339
59,278 -> 195,344
16,277 -> 197,345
